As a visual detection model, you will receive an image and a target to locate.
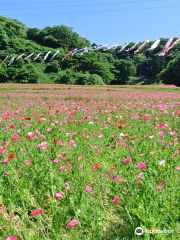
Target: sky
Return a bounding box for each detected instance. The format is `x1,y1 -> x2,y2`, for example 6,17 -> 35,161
1,0 -> 180,47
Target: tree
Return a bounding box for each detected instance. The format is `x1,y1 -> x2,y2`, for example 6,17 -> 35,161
157,56 -> 180,86
114,59 -> 136,84
44,60 -> 61,73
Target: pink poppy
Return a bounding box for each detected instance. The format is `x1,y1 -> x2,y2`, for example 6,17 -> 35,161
59,166 -> 67,171
113,197 -> 120,205
117,178 -> 126,183
69,140 -> 75,145
92,164 -> 101,171
25,160 -> 31,165
156,185 -> 163,190
85,186 -> 92,191
0,207 -> 4,213
109,167 -> 114,171
96,149 -> 102,153
77,155 -> 83,161
79,164 -> 84,168
176,167 -> 180,170
67,219 -> 79,229
124,157 -> 131,165
6,237 -> 18,240
7,215 -> 14,219
2,159 -> 10,165
54,192 -> 64,199
140,153 -> 145,157
105,144 -> 110,147
130,148 -> 135,153
172,150 -> 179,158
31,209 -> 43,216
137,162 -> 147,170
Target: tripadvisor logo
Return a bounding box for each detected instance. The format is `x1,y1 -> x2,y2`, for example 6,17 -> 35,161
135,227 -> 143,235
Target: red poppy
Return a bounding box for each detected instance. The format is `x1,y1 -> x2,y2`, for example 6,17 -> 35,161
66,159 -> 71,162
8,154 -> 15,159
25,118 -> 31,121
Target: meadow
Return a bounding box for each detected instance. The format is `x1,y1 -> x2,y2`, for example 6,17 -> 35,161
0,84 -> 180,240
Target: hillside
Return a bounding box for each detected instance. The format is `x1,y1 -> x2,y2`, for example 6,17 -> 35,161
0,15 -> 180,86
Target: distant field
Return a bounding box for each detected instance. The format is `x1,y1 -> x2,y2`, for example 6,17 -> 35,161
0,84 -> 180,240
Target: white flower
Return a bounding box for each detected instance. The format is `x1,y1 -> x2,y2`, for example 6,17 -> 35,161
66,133 -> 69,137
73,144 -> 77,147
89,122 -> 93,124
159,160 -> 165,167
120,133 -> 124,137
27,132 -> 32,135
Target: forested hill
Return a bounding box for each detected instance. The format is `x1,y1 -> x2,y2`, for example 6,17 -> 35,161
0,15 -> 180,86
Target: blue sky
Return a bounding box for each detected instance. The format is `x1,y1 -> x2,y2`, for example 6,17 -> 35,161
1,0 -> 180,47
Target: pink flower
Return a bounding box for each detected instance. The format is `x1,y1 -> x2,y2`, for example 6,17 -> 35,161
137,162 -> 147,170
5,171 -> 10,175
111,135 -> 115,138
85,186 -> 92,191
0,207 -> 4,213
67,219 -> 79,229
96,149 -> 102,153
79,164 -> 84,168
54,192 -> 64,199
31,209 -> 43,216
14,158 -> 18,161
7,215 -> 14,219
46,128 -> 52,131
92,164 -> 101,171
69,140 -> 75,145
25,160 -> 31,165
176,167 -> 180,170
113,197 -> 120,205
2,159 -> 10,165
59,166 -> 67,171
6,237 -> 18,240
156,185 -> 163,190
77,155 -> 83,162
140,153 -> 145,157
130,148 -> 135,153
109,167 -> 114,171
94,145 -> 98,149
172,150 -> 179,158
124,157 -> 131,165
105,144 -> 110,147
117,178 -> 126,183
138,173 -> 144,178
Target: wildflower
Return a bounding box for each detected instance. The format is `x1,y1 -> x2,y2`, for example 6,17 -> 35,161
124,157 -> 131,165
140,153 -> 145,157
25,160 -> 31,165
79,164 -> 84,168
77,155 -> 83,162
137,162 -> 147,170
159,160 -> 165,167
67,219 -> 79,229
59,166 -> 67,171
96,149 -> 102,153
105,144 -> 110,147
54,192 -> 64,199
2,159 -> 10,165
85,186 -> 92,191
31,209 -> 43,216
109,167 -> 114,171
0,208 -> 4,213
69,140 -> 75,145
156,185 -> 163,190
92,164 -> 101,171
8,154 -> 15,159
176,167 -> 180,170
7,215 -> 14,219
113,197 -> 120,205
6,237 -> 18,240
172,150 -> 179,158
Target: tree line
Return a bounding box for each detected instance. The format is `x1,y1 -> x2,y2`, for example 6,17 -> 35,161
0,15 -> 180,86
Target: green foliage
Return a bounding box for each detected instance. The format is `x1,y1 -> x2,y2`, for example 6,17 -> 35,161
44,60 -> 61,73
1,15 -> 180,85
157,56 -> 180,86
114,59 -> 136,84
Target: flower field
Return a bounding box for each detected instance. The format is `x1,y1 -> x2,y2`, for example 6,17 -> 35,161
0,84 -> 180,240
